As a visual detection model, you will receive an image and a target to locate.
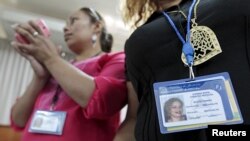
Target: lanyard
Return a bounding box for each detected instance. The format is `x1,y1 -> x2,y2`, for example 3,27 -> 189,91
162,0 -> 197,79
50,85 -> 61,111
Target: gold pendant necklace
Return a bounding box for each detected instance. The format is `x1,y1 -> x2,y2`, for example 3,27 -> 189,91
181,0 -> 222,66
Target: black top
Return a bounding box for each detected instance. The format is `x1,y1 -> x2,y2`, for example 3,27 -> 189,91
125,0 -> 250,140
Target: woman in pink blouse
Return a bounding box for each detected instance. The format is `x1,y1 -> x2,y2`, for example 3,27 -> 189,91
10,7 -> 127,141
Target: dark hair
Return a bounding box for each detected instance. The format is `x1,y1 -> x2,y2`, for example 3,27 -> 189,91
80,7 -> 113,53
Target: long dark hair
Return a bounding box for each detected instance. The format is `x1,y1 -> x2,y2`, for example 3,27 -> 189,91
80,7 -> 113,53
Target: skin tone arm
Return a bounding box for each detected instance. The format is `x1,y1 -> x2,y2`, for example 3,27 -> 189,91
11,76 -> 48,127
11,21 -> 99,108
114,82 -> 138,141
43,55 -> 95,108
11,28 -> 50,127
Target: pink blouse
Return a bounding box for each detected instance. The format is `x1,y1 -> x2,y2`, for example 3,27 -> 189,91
11,52 -> 127,141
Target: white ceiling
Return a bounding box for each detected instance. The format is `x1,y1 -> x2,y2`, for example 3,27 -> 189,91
1,0 -> 123,20
0,0 -> 131,52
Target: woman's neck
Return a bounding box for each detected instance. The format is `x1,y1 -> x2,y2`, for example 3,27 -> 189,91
75,45 -> 103,62
159,0 -> 182,10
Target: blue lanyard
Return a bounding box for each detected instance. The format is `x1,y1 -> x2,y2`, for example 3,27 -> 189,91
162,0 -> 197,66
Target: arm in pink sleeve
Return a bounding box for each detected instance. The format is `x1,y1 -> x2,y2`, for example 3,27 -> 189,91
83,53 -> 128,120
10,101 -> 25,131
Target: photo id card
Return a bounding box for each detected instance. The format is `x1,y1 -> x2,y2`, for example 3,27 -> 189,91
29,110 -> 67,135
153,72 -> 243,134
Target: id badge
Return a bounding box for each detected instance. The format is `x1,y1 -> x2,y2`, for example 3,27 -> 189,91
29,110 -> 67,135
153,72 -> 243,134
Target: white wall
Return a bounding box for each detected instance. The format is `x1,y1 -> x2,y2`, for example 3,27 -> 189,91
0,39 -> 33,125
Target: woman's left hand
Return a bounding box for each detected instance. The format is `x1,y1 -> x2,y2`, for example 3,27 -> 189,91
12,20 -> 61,64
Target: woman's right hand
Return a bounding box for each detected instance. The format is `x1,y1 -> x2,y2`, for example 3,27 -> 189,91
13,44 -> 49,79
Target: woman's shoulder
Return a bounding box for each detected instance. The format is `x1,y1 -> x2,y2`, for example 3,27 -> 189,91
100,51 -> 125,61
98,51 -> 125,66
106,51 -> 125,59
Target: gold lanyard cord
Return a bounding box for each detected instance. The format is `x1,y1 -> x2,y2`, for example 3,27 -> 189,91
166,0 -> 201,25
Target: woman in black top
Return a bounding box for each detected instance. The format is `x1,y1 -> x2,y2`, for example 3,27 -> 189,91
114,0 -> 250,141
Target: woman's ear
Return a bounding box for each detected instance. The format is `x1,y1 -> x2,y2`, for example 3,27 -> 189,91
93,21 -> 103,34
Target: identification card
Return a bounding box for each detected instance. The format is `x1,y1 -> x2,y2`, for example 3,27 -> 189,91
29,110 -> 67,135
153,72 -> 243,134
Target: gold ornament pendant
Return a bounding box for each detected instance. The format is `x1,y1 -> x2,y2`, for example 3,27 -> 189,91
182,26 -> 222,66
